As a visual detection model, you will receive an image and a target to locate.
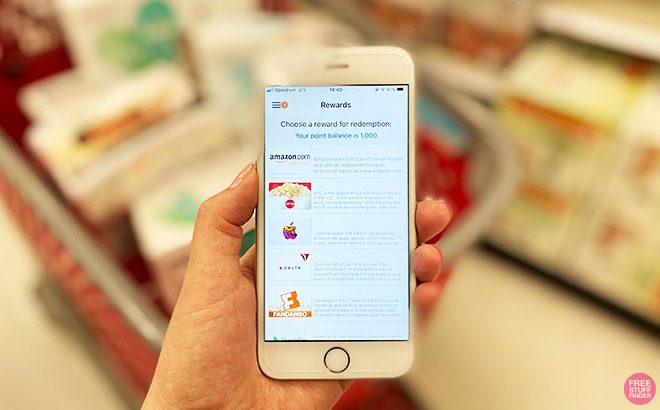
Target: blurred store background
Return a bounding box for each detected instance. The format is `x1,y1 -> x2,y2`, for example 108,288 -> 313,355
1,0 -> 659,409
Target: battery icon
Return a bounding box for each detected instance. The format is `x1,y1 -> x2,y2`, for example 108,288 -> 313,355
397,87 -> 404,91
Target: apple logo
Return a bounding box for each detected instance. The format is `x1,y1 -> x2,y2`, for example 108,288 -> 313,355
282,222 -> 297,240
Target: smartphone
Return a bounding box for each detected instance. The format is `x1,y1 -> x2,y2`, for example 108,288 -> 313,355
256,47 -> 415,379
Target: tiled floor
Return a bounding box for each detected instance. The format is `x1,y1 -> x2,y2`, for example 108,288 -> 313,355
0,201 -> 125,410
406,249 -> 660,409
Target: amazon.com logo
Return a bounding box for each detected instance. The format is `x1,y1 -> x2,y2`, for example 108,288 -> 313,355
269,153 -> 311,162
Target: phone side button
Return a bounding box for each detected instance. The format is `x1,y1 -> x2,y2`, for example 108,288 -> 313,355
324,347 -> 350,373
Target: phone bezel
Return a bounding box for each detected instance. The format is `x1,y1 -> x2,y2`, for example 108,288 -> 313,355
256,46 -> 416,379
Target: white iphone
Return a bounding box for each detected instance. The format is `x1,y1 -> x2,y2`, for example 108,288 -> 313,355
256,46 -> 416,379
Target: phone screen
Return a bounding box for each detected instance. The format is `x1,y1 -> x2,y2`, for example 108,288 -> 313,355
263,85 -> 410,341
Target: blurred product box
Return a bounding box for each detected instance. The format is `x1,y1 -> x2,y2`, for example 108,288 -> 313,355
187,13 -> 286,137
23,65 -> 195,222
491,38 -> 649,266
187,12 -> 360,136
52,0 -> 258,80
20,69 -> 104,123
359,0 -> 444,41
441,0 -> 536,66
131,145 -> 258,311
0,0 -> 72,140
174,0 -> 258,26
577,72 -> 660,315
53,0 -> 186,80
58,102 -> 237,224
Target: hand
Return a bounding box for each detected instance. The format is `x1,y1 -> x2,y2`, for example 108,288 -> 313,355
142,162 -> 452,410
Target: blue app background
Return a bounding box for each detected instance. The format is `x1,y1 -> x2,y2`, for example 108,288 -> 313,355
264,85 -> 409,341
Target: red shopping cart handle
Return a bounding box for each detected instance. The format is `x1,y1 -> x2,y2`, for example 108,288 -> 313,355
416,125 -> 473,243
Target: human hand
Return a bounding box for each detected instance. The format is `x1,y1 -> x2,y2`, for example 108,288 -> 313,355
142,162 -> 452,410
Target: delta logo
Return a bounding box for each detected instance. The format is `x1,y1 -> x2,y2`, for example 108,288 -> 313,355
278,265 -> 301,271
268,290 -> 313,318
277,253 -> 310,271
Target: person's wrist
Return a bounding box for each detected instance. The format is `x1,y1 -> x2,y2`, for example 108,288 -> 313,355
142,377 -> 260,410
142,380 -> 184,410
142,384 -> 169,410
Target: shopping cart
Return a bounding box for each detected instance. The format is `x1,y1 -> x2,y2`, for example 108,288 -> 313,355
0,3 -> 518,404
0,80 -> 517,409
0,132 -> 167,406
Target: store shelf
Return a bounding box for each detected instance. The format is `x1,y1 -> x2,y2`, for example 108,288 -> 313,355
415,45 -> 503,103
539,0 -> 660,63
485,235 -> 660,329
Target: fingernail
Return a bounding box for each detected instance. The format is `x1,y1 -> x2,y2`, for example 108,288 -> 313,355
230,162 -> 255,189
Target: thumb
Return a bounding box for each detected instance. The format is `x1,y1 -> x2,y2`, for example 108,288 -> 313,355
185,162 -> 258,289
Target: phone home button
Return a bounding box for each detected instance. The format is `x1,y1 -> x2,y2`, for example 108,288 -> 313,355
324,347 -> 350,373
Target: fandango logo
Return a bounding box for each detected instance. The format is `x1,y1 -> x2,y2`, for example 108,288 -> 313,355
269,310 -> 312,317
